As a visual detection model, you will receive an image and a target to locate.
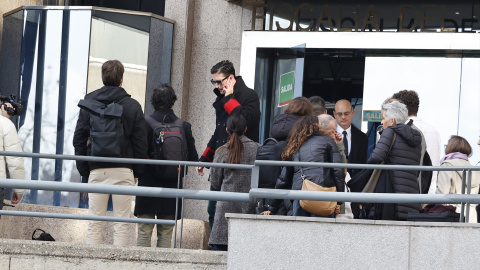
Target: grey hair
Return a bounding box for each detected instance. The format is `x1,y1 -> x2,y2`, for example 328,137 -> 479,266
381,101 -> 408,124
318,114 -> 336,131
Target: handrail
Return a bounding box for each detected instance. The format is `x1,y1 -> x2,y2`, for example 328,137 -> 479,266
0,150 -> 478,228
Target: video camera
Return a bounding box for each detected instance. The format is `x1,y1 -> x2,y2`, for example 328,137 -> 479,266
0,94 -> 23,116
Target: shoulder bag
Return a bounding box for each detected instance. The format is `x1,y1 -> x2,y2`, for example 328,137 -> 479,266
347,132 -> 396,193
298,151 -> 337,216
361,132 -> 396,193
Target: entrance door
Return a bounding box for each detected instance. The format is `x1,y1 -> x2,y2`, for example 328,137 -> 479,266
255,44 -> 305,142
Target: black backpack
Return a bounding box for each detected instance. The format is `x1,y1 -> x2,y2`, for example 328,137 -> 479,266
145,115 -> 188,178
78,97 -> 127,157
255,138 -> 287,188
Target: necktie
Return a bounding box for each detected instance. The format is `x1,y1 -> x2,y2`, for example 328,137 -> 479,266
343,131 -> 349,158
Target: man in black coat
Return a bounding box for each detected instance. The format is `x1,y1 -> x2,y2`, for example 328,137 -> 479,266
196,60 -> 260,231
73,60 -> 147,246
134,84 -> 198,248
334,99 -> 368,177
334,99 -> 368,218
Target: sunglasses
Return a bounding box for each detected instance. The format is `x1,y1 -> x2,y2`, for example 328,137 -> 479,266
210,75 -> 229,86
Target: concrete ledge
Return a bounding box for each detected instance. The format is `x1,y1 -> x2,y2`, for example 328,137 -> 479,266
0,202 -> 209,249
0,238 -> 226,269
226,214 -> 480,270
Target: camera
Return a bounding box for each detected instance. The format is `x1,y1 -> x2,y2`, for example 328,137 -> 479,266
0,94 -> 23,116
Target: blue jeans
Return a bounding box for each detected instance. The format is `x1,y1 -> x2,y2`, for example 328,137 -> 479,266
292,200 -> 335,218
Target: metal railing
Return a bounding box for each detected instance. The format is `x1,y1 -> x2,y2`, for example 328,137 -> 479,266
1,150 -> 480,247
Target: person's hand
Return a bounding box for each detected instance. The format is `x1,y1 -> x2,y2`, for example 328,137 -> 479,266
134,177 -> 138,184
196,166 -> 204,176
335,205 -> 341,217
224,76 -> 236,96
260,210 -> 271,215
11,192 -> 21,204
1,103 -> 13,119
334,132 -> 343,144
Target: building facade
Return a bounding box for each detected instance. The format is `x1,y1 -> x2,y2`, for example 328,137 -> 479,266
1,0 -> 479,223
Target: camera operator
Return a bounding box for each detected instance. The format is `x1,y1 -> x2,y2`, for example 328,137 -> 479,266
0,102 -> 25,205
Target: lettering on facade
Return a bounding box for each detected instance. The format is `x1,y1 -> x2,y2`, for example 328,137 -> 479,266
363,110 -> 383,122
251,4 -> 480,32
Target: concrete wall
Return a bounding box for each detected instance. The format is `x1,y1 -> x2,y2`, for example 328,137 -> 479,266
0,238 -> 226,269
165,0 -> 265,223
226,214 -> 480,270
0,202 -> 210,250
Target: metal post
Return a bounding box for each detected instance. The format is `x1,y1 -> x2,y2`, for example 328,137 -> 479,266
465,170 -> 472,223
250,163 -> 260,202
459,170 -> 466,223
179,165 -> 187,248
173,164 -> 180,248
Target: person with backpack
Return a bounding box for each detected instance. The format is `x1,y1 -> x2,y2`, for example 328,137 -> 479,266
208,113 -> 259,251
134,84 -> 198,248
73,60 -> 147,246
256,97 -> 314,215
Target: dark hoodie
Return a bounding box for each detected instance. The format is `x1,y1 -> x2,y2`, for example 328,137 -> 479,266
270,114 -> 300,141
368,122 -> 422,220
73,86 -> 148,178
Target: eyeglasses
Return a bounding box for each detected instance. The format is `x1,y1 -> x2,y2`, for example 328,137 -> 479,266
335,111 -> 352,117
210,76 -> 229,86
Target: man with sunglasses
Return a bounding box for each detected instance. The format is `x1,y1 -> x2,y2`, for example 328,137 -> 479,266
196,60 -> 260,232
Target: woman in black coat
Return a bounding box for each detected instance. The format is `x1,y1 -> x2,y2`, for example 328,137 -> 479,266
368,101 -> 422,221
134,84 -> 198,248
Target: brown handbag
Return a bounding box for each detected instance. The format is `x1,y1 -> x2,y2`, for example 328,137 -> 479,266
299,176 -> 337,216
298,149 -> 337,216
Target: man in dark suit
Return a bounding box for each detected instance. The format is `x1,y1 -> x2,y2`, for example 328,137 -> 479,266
334,99 -> 368,219
334,99 -> 368,177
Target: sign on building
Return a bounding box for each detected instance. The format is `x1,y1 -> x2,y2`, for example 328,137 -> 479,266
363,110 -> 383,122
278,71 -> 295,107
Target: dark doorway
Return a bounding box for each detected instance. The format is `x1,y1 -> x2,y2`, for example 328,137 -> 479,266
302,49 -> 366,113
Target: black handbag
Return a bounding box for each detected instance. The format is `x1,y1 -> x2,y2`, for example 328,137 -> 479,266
32,229 -> 55,241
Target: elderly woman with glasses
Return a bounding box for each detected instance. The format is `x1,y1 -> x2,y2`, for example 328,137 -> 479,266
367,100 -> 423,221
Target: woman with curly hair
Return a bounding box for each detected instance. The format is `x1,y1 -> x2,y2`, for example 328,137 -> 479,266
263,116 -> 345,217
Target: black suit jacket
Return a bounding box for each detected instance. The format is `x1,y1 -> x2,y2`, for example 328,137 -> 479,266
347,124 -> 368,177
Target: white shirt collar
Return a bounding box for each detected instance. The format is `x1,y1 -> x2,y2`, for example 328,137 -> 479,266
336,125 -> 352,136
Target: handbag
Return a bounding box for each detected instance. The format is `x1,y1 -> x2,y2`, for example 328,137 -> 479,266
347,132 -> 396,193
32,228 -> 55,241
298,151 -> 337,216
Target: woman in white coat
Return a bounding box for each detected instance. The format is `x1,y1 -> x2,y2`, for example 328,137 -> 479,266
436,135 -> 479,223
0,103 -> 24,204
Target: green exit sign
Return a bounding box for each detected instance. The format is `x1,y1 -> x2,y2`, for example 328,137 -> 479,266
363,110 -> 382,122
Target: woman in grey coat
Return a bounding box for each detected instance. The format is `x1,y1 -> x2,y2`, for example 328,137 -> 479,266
208,113 -> 259,251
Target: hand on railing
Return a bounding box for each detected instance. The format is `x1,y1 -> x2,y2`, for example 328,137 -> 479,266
11,192 -> 21,204
260,210 -> 271,215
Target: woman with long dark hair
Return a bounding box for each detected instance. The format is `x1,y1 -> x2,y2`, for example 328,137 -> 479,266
265,116 -> 345,217
208,113 -> 259,251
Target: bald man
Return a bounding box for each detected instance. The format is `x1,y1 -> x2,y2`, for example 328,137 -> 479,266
333,99 -> 368,178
